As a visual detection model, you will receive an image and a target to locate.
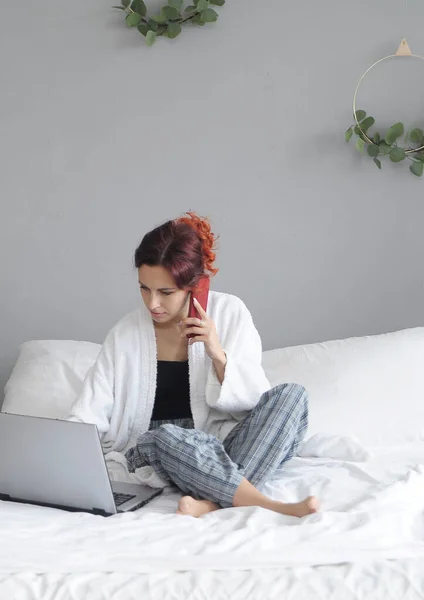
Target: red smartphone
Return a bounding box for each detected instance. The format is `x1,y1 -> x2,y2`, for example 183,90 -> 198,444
187,275 -> 210,338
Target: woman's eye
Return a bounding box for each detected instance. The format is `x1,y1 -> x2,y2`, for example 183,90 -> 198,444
139,285 -> 172,296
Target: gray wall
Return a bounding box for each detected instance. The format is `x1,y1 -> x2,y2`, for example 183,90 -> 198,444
1,0 -> 424,399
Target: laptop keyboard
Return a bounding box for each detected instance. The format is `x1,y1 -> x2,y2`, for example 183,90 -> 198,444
113,492 -> 136,507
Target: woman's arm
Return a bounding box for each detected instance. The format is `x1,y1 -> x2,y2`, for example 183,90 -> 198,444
205,298 -> 270,413
211,349 -> 227,384
183,297 -> 229,383
68,330 -> 115,436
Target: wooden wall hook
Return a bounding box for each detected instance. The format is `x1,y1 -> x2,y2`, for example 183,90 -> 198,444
396,38 -> 412,56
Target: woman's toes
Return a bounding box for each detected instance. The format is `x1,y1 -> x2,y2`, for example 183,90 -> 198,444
306,496 -> 320,514
286,496 -> 321,518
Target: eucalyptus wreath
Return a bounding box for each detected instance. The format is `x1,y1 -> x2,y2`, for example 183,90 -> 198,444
345,110 -> 424,177
114,0 -> 225,45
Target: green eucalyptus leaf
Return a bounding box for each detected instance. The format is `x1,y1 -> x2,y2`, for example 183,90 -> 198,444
147,18 -> 159,30
126,11 -> 142,26
184,5 -> 197,13
385,122 -> 404,145
151,10 -> 167,22
361,116 -> 375,132
367,144 -> 379,157
168,0 -> 183,9
389,147 -> 406,162
354,125 -> 368,141
414,152 -> 424,163
200,7 -> 218,21
356,138 -> 365,153
410,128 -> 424,145
193,13 -> 206,24
210,0 -> 225,4
146,29 -> 157,45
373,158 -> 382,169
121,0 -> 131,7
345,127 -> 353,142
162,5 -> 180,19
131,0 -> 146,15
137,21 -> 149,35
355,110 -> 366,122
379,142 -> 391,156
410,161 -> 424,177
113,6 -> 126,10
166,21 -> 182,37
196,0 -> 209,11
373,132 -> 381,144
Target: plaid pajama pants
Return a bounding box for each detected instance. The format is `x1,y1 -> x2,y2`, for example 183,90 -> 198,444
125,383 -> 308,508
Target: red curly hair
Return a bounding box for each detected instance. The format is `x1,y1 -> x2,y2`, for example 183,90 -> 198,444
134,211 -> 218,289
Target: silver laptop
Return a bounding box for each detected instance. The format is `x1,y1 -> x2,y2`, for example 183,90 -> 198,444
0,413 -> 162,516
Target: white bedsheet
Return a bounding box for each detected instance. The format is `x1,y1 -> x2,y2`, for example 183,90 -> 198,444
1,442 -> 424,576
2,561 -> 424,600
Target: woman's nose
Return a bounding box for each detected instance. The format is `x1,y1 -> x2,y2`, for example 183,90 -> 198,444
148,294 -> 161,310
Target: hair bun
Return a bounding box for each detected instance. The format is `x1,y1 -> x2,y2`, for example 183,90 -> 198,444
177,211 -> 218,276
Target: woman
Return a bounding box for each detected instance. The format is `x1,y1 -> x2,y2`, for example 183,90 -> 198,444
69,212 -> 319,518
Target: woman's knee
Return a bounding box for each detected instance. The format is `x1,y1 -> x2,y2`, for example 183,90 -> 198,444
269,382 -> 308,405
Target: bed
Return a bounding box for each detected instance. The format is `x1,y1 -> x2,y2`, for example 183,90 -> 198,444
2,327 -> 424,599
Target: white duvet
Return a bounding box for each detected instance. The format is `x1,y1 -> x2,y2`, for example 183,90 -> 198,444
1,438 -> 424,575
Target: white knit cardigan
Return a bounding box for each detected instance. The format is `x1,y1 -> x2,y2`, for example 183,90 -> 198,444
69,291 -> 270,453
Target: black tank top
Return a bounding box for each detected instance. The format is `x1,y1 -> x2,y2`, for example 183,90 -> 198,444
151,360 -> 192,421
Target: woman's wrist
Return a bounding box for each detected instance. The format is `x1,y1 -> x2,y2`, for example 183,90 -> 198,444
212,349 -> 227,384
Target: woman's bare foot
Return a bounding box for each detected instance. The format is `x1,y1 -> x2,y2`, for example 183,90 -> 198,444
176,494 -> 319,518
274,495 -> 320,518
176,496 -> 220,517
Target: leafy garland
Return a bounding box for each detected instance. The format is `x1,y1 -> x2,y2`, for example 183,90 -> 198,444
114,0 -> 225,45
345,111 -> 424,177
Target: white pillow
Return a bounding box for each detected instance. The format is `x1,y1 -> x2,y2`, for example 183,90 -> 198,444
262,327 -> 424,445
2,340 -> 101,419
5,328 -> 424,446
297,434 -> 372,462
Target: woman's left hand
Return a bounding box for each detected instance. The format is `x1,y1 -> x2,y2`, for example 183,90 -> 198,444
180,298 -> 225,362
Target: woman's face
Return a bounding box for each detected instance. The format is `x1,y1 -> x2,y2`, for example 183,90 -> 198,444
138,265 -> 190,325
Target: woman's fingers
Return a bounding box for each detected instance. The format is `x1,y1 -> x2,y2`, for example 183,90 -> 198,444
192,298 -> 207,319
182,326 -> 205,338
182,317 -> 204,327
189,335 -> 207,345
